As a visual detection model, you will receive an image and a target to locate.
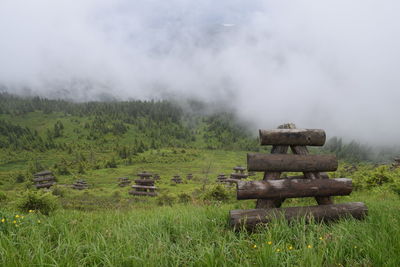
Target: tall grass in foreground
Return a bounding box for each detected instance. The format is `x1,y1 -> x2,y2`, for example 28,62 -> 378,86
0,190 -> 399,267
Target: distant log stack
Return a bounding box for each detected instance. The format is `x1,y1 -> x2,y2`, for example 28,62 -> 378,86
344,165 -> 358,173
34,170 -> 56,189
229,124 -> 368,230
217,173 -> 228,183
391,158 -> 400,170
186,174 -> 193,180
230,166 -> 248,180
171,175 -> 183,184
72,179 -> 89,190
129,172 -> 157,197
117,177 -> 131,187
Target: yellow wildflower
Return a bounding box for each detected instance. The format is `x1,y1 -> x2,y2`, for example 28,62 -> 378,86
29,210 -> 34,213
307,245 -> 312,249
1,218 -> 5,223
13,220 -> 17,224
288,246 -> 293,250
253,244 -> 257,249
267,241 -> 272,245
354,246 -> 357,249
276,248 -> 280,252
319,237 -> 323,240
37,220 -> 41,224
15,215 -> 20,218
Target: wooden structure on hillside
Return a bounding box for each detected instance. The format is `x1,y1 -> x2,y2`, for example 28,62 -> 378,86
34,170 -> 56,189
186,174 -> 193,180
171,175 -> 183,184
217,173 -> 228,183
129,172 -> 157,197
118,177 -> 131,187
230,124 -> 368,230
230,166 -> 248,180
391,158 -> 400,170
72,179 -> 89,190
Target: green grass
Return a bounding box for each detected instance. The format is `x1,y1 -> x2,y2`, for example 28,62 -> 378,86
0,190 -> 399,266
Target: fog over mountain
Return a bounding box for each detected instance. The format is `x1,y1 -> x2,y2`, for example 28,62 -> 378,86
1,0 -> 400,144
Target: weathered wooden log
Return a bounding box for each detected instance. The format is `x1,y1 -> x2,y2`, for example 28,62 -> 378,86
33,176 -> 56,182
129,191 -> 157,197
237,178 -> 352,200
230,173 -> 248,179
282,173 -> 329,179
247,154 -> 338,172
137,172 -> 152,177
131,185 -> 157,190
35,182 -> 55,189
34,170 -> 53,177
230,202 -> 367,229
259,129 -> 326,146
135,179 -> 155,185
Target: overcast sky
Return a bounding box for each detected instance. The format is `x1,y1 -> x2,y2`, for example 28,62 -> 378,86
1,0 -> 400,144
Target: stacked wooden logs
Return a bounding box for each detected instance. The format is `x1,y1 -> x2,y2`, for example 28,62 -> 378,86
117,177 -> 131,187
171,175 -> 183,184
391,158 -> 400,170
230,166 -> 248,180
216,173 -> 228,183
129,172 -> 157,197
34,170 -> 56,189
72,180 -> 89,190
229,124 -> 368,230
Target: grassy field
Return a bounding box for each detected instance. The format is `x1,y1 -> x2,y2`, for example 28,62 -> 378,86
0,148 -> 399,266
0,190 -> 399,266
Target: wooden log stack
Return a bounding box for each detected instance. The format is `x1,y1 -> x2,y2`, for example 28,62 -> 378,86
72,180 -> 89,190
391,158 -> 400,170
129,172 -> 157,197
216,173 -> 228,183
230,166 -> 248,180
229,124 -> 368,230
117,177 -> 131,187
171,175 -> 183,184
34,170 -> 56,189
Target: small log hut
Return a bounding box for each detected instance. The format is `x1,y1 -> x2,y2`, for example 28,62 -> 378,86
34,170 -> 56,189
171,175 -> 183,184
229,124 -> 368,230
129,172 -> 157,197
118,177 -> 131,187
72,180 -> 89,190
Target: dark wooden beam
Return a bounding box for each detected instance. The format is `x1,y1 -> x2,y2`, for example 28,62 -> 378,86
247,154 -> 338,172
237,178 -> 352,200
259,129 -> 326,146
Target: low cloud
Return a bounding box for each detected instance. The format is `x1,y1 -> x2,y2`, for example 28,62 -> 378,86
1,0 -> 399,144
